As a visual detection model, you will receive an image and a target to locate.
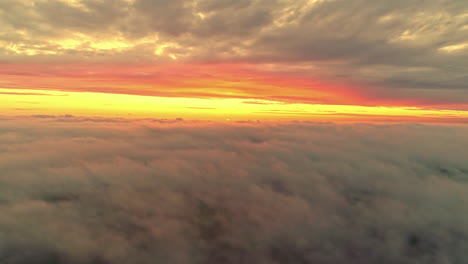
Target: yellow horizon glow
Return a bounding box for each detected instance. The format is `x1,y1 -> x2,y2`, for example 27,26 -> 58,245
1,88 -> 468,123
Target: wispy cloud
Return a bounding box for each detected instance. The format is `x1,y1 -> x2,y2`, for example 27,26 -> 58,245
0,91 -> 67,96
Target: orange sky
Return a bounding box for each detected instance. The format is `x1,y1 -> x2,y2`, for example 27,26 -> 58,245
1,62 -> 468,123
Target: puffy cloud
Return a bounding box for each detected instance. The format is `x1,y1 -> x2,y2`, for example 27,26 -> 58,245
0,116 -> 467,263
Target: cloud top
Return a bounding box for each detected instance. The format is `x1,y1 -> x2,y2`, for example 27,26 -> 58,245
0,116 -> 467,263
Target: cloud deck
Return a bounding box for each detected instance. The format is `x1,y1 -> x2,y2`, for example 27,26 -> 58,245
0,117 -> 467,263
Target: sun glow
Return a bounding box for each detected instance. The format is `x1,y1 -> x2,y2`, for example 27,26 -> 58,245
2,88 -> 467,123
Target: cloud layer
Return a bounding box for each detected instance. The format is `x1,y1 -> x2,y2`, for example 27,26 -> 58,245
0,0 -> 468,107
0,116 -> 467,263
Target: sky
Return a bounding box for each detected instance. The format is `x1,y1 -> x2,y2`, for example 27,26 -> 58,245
1,0 -> 468,121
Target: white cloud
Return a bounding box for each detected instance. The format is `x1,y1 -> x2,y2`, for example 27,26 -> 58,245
0,116 -> 467,263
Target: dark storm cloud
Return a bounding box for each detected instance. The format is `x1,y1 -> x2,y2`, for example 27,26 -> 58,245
0,0 -> 468,104
0,116 -> 468,263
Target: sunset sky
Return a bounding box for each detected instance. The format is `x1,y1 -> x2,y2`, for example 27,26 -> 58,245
1,0 -> 468,122
2,1 -> 468,263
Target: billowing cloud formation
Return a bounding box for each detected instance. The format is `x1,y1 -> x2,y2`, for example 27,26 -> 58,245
0,116 -> 467,263
0,0 -> 468,108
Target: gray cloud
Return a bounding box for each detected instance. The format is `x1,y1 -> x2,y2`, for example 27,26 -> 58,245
34,0 -> 128,33
0,116 -> 467,263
